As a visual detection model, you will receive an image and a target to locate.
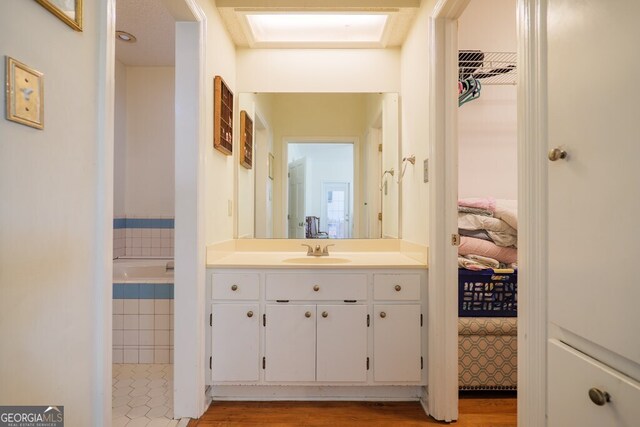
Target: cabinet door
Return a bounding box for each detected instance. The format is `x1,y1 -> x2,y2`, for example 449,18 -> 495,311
373,304 -> 421,382
317,304 -> 367,382
265,304 -> 316,382
211,303 -> 259,382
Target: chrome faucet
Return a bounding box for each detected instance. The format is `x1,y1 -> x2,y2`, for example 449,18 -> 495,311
302,243 -> 335,257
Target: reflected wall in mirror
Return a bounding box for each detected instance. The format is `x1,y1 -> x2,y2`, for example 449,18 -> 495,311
237,93 -> 400,239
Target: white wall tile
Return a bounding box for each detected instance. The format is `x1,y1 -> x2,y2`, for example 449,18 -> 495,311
124,349 -> 139,363
132,247 -> 142,256
154,314 -> 171,330
139,314 -> 154,330
112,330 -> 124,346
139,330 -> 154,346
141,247 -> 151,256
154,330 -> 170,346
113,299 -> 124,315
154,349 -> 169,364
113,314 -> 124,330
169,300 -> 174,314
151,247 -> 162,256
139,300 -> 154,314
132,229 -> 141,238
141,237 -> 151,248
151,237 -> 161,248
169,332 -> 174,346
139,349 -> 154,364
151,229 -> 161,238
169,351 -> 173,364
160,229 -> 171,238
141,229 -> 151,238
160,248 -> 172,257
113,349 -> 124,364
123,300 -> 139,314
154,300 -> 170,314
123,330 -> 139,346
169,315 -> 174,330
123,314 -> 139,330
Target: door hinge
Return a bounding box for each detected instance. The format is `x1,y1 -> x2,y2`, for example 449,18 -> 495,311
378,143 -> 382,152
451,233 -> 460,246
287,214 -> 290,220
366,357 -> 370,370
209,313 -> 212,327
367,314 -> 370,327
209,356 -> 212,370
288,172 -> 290,178
262,357 -> 266,370
378,212 -> 382,221
263,314 -> 266,327
420,314 -> 423,327
421,356 -> 423,370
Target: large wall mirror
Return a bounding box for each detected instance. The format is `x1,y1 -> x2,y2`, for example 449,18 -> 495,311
237,92 -> 400,239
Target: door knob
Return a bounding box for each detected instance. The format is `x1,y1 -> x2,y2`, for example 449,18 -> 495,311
394,285 -> 402,292
380,312 -> 387,318
313,285 -> 320,292
322,311 -> 328,318
231,284 -> 238,291
247,311 -> 253,318
548,148 -> 567,161
588,388 -> 610,406
305,311 -> 311,318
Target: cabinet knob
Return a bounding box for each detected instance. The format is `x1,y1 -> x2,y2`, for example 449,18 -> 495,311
548,147 -> 567,161
322,311 -> 328,318
231,284 -> 238,291
247,311 -> 253,318
313,285 -> 320,292
394,284 -> 402,292
380,312 -> 387,318
305,311 -> 312,318
588,388 -> 610,406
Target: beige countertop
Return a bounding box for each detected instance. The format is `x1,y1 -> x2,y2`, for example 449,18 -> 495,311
207,251 -> 426,269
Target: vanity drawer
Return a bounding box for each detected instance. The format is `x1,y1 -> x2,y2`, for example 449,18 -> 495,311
212,273 -> 259,300
548,339 -> 640,427
373,274 -> 421,301
266,273 -> 367,301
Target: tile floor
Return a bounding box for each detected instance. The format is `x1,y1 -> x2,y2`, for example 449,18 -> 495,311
112,364 -> 177,427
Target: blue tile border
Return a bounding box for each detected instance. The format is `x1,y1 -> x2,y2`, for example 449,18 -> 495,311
113,283 -> 174,299
113,218 -> 174,229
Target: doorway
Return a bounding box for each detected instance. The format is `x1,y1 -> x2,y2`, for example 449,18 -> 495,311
321,181 -> 352,238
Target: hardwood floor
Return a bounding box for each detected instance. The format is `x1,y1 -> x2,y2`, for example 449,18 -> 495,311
188,394 -> 517,426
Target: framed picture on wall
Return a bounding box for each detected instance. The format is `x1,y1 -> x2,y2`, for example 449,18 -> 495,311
35,0 -> 83,31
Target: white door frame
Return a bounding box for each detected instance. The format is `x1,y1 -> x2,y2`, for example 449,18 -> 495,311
321,180 -> 352,238
429,0 -> 547,424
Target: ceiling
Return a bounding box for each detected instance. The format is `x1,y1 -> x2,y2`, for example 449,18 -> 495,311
115,0 -> 419,66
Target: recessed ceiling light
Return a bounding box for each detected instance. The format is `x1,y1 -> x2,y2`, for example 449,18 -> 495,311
116,31 -> 137,43
244,13 -> 389,45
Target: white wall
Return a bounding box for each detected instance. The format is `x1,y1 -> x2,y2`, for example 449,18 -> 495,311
114,60 -> 127,217
458,0 -> 517,199
0,0 -> 111,424
199,0 -> 237,245
237,48 -> 401,93
400,0 -> 435,246
121,66 -> 176,217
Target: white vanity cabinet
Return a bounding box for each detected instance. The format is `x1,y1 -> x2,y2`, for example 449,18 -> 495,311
206,267 -> 427,399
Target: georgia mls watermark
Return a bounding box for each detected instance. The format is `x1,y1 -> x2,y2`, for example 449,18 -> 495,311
0,406 -> 64,427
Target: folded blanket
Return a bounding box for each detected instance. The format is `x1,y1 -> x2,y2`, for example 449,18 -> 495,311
458,197 -> 496,212
459,229 -> 493,242
458,206 -> 493,217
495,199 -> 517,230
458,236 -> 518,264
458,256 -> 491,271
458,213 -> 518,247
466,254 -> 501,269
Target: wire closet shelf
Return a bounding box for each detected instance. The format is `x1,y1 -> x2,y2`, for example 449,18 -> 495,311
459,51 -> 517,85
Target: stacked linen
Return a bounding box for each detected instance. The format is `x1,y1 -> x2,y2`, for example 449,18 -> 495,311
457,198 -> 518,270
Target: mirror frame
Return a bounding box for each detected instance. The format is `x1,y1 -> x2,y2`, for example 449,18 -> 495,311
36,0 -> 83,31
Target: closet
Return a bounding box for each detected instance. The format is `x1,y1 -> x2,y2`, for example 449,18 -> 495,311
456,0 -> 518,391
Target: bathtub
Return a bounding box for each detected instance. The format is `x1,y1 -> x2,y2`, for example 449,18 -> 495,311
113,258 -> 174,283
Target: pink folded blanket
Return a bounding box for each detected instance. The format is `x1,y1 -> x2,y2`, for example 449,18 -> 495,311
458,197 -> 496,212
458,236 -> 517,264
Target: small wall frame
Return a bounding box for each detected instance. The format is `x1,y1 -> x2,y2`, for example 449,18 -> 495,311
5,57 -> 44,130
240,110 -> 253,169
213,75 -> 233,155
35,0 -> 83,32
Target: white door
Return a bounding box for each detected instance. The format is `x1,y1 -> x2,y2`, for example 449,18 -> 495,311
316,304 -> 368,382
211,304 -> 260,382
547,0 -> 640,366
373,304 -> 422,382
287,159 -> 306,238
321,182 -> 351,238
265,304 -> 316,382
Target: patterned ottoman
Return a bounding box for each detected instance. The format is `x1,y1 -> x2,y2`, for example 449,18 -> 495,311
458,317 -> 517,390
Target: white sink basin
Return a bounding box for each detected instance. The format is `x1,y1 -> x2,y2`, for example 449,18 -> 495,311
282,257 -> 352,264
